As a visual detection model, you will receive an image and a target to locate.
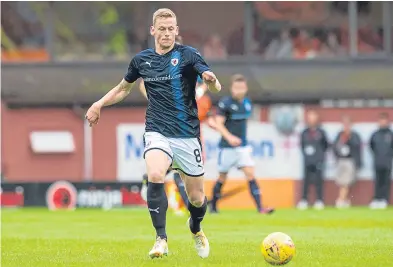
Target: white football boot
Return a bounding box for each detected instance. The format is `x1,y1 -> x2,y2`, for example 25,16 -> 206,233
296,199 -> 308,210
336,200 -> 351,209
313,200 -> 325,210
187,218 -> 210,258
379,200 -> 388,210
369,199 -> 379,209
149,237 -> 168,259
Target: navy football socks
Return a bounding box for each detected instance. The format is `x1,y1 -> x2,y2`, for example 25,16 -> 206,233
188,197 -> 207,234
147,182 -> 168,240
211,181 -> 223,212
248,179 -> 262,211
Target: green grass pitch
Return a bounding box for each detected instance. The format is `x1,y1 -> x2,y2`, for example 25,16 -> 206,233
2,207 -> 393,267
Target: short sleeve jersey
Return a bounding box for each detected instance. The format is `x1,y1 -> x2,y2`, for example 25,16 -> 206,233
124,44 -> 211,138
216,96 -> 252,148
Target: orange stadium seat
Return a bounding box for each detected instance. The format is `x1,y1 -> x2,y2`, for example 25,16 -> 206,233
1,48 -> 50,62
254,2 -> 326,23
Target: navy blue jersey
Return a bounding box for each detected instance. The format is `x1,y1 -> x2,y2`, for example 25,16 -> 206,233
216,96 -> 252,148
124,44 -> 211,138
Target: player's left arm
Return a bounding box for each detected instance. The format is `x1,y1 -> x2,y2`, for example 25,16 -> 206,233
202,71 -> 221,93
189,47 -> 221,93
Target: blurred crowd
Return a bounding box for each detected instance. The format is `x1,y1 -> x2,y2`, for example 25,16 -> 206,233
1,2 -> 45,50
258,26 -> 383,59
298,111 -> 392,210
1,1 -> 391,61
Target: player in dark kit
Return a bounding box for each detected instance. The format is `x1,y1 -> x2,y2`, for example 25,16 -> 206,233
210,74 -> 275,214
139,35 -> 211,215
85,8 -> 222,259
139,35 -> 190,214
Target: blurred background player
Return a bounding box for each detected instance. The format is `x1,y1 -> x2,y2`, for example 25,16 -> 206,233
369,112 -> 393,210
140,35 -> 215,216
332,115 -> 362,209
209,74 -> 275,214
297,110 -> 329,210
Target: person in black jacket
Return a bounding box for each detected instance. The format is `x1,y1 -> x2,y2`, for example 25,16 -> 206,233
297,110 -> 329,210
333,116 -> 362,208
369,112 -> 393,209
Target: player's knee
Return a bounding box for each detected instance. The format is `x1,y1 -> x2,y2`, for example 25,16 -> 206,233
242,167 -> 255,181
245,174 -> 255,181
148,170 -> 166,183
189,198 -> 204,208
218,173 -> 227,183
188,193 -> 205,207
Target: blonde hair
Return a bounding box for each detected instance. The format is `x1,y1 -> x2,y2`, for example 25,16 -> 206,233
152,8 -> 177,25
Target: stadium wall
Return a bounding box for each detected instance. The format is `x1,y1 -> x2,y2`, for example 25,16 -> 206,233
2,102 -> 393,208
1,102 -> 84,181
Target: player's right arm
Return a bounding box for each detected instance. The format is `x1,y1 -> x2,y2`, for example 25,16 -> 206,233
86,57 -> 141,126
97,79 -> 134,107
214,116 -> 241,146
213,98 -> 242,147
207,116 -> 217,129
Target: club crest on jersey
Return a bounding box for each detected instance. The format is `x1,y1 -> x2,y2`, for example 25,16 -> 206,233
171,58 -> 179,66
